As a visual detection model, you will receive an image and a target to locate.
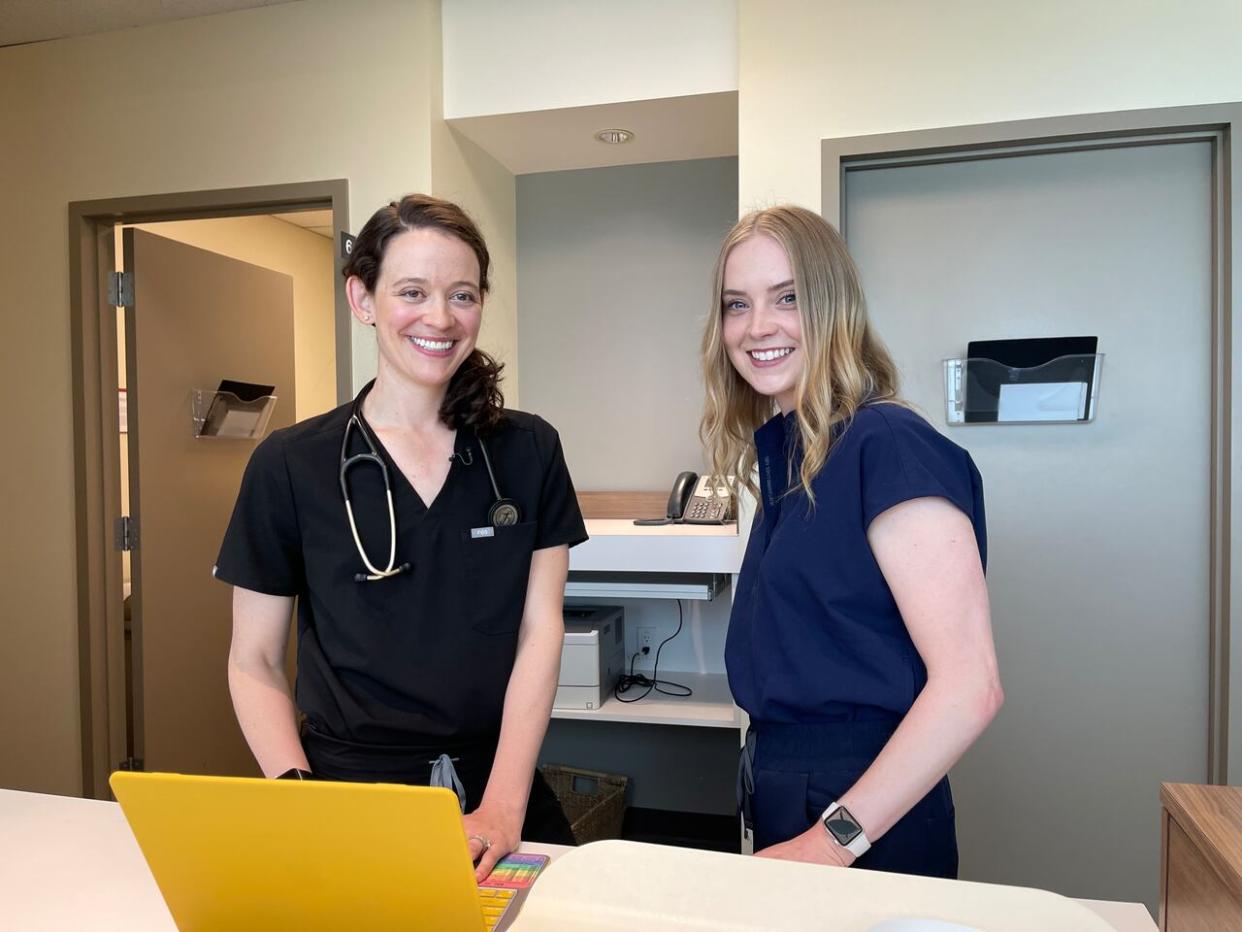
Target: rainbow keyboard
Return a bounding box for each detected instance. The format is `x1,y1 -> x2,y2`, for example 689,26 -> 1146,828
477,853 -> 550,930
477,885 -> 517,929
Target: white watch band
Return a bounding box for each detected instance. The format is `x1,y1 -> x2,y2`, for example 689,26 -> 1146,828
821,802 -> 871,858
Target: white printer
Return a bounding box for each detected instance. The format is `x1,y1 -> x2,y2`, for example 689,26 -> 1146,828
555,605 -> 625,710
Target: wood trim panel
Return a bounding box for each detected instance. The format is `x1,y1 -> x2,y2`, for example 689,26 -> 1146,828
1161,784 -> 1242,895
1165,816 -> 1242,930
577,491 -> 670,520
1161,783 -> 1242,929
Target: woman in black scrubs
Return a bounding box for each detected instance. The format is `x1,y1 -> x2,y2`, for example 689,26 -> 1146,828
703,206 -> 1003,877
216,194 -> 585,880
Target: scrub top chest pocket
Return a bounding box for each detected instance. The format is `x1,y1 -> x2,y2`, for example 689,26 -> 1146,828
461,520 -> 538,636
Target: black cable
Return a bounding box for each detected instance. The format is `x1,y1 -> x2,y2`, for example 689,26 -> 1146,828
613,600 -> 693,703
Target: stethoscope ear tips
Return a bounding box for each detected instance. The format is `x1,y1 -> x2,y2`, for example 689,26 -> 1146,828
489,500 -> 521,527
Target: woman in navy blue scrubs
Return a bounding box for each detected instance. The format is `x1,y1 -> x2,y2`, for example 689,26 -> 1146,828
703,205 -> 1003,877
217,195 -> 585,881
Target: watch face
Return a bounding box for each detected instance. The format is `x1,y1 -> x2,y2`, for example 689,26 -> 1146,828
824,805 -> 863,846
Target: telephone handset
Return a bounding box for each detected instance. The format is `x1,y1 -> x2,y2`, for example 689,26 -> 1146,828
634,471 -> 735,526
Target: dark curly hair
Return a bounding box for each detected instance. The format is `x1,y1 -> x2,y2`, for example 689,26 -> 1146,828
343,194 -> 505,433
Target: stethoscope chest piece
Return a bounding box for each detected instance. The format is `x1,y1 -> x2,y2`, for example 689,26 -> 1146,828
489,499 -> 520,527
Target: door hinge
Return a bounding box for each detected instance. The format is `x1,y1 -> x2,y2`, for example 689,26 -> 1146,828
117,757 -> 144,772
114,515 -> 138,552
107,271 -> 133,308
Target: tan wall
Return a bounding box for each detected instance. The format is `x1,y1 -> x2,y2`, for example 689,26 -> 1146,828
0,0 -> 442,795
738,0 -> 1242,210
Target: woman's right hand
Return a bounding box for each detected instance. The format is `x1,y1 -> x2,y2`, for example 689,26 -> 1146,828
227,586 -> 309,776
754,824 -> 855,867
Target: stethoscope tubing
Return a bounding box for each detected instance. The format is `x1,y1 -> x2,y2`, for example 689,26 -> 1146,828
339,394 -> 517,582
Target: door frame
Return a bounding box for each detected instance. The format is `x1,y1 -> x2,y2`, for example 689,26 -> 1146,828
69,180 -> 350,798
822,102 -> 1241,783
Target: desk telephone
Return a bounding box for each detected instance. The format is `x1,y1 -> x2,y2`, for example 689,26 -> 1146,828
634,472 -> 734,526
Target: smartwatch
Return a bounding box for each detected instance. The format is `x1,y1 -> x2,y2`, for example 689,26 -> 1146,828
821,802 -> 871,858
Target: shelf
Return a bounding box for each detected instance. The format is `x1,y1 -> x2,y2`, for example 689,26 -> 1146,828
573,519 -> 743,575
550,672 -> 739,729
564,572 -> 727,601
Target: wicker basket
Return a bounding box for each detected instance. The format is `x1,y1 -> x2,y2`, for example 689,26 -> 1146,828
540,763 -> 629,844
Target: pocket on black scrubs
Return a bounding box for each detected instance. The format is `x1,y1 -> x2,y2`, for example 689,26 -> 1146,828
460,520 -> 537,636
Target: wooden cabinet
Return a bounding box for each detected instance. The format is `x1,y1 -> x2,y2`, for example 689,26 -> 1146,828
1160,783 -> 1242,930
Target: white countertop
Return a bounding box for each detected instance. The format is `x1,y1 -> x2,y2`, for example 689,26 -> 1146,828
571,519 -> 743,574
0,788 -> 1154,931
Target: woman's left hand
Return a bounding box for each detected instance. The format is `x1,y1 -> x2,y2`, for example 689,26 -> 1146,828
755,824 -> 855,867
464,804 -> 523,882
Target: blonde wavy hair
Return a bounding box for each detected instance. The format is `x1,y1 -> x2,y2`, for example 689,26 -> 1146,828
700,205 -> 901,506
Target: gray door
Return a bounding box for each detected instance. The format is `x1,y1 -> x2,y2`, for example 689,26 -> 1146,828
844,140 -> 1211,910
124,228 -> 296,777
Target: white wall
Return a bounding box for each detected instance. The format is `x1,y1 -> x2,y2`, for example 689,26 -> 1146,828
738,0 -> 1242,210
429,0 -> 521,403
517,157 -> 738,489
442,0 -> 738,118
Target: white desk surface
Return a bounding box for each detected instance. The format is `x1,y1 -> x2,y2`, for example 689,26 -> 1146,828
582,519 -> 739,537
572,519 -> 743,574
0,788 -> 1155,931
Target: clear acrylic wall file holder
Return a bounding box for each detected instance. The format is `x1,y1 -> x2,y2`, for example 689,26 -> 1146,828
191,388 -> 278,439
942,354 -> 1104,425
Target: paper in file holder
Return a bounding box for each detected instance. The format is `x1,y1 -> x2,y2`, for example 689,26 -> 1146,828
943,354 -> 1104,425
192,380 -> 277,439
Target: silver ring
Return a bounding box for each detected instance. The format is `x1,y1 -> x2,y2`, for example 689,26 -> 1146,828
468,833 -> 492,853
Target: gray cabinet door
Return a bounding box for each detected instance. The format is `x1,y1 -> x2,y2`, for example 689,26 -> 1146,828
124,228 -> 296,778
845,140 -> 1211,910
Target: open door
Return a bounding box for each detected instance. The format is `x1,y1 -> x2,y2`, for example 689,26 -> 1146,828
123,228 -> 296,776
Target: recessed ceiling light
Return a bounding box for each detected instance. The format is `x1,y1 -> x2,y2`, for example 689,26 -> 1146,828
595,128 -> 634,145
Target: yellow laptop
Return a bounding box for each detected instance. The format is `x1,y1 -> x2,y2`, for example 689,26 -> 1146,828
110,770 -> 537,931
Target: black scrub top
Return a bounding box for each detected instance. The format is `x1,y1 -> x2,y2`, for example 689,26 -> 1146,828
214,384 -> 588,747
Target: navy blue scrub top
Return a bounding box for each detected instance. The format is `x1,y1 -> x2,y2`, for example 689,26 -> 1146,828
214,385 -> 587,747
726,404 -> 986,723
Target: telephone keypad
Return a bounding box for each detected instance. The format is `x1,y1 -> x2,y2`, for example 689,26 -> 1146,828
683,498 -> 727,524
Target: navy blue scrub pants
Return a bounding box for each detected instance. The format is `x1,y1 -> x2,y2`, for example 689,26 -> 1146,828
302,723 -> 576,846
745,713 -> 957,878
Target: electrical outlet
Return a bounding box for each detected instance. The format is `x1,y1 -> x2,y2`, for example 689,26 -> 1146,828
637,626 -> 656,653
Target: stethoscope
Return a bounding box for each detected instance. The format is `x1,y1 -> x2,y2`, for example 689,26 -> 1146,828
339,395 -> 520,582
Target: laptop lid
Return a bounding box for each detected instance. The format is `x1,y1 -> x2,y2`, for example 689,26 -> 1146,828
110,770 -> 487,931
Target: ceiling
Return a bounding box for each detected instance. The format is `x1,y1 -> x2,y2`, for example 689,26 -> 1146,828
0,0 -> 299,48
270,209 -> 332,240
449,91 -> 739,176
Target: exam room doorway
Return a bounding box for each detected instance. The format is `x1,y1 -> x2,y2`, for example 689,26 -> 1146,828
70,182 -> 351,799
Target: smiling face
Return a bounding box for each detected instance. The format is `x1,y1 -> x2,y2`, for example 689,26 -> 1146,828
348,227 -> 483,394
720,233 -> 804,414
